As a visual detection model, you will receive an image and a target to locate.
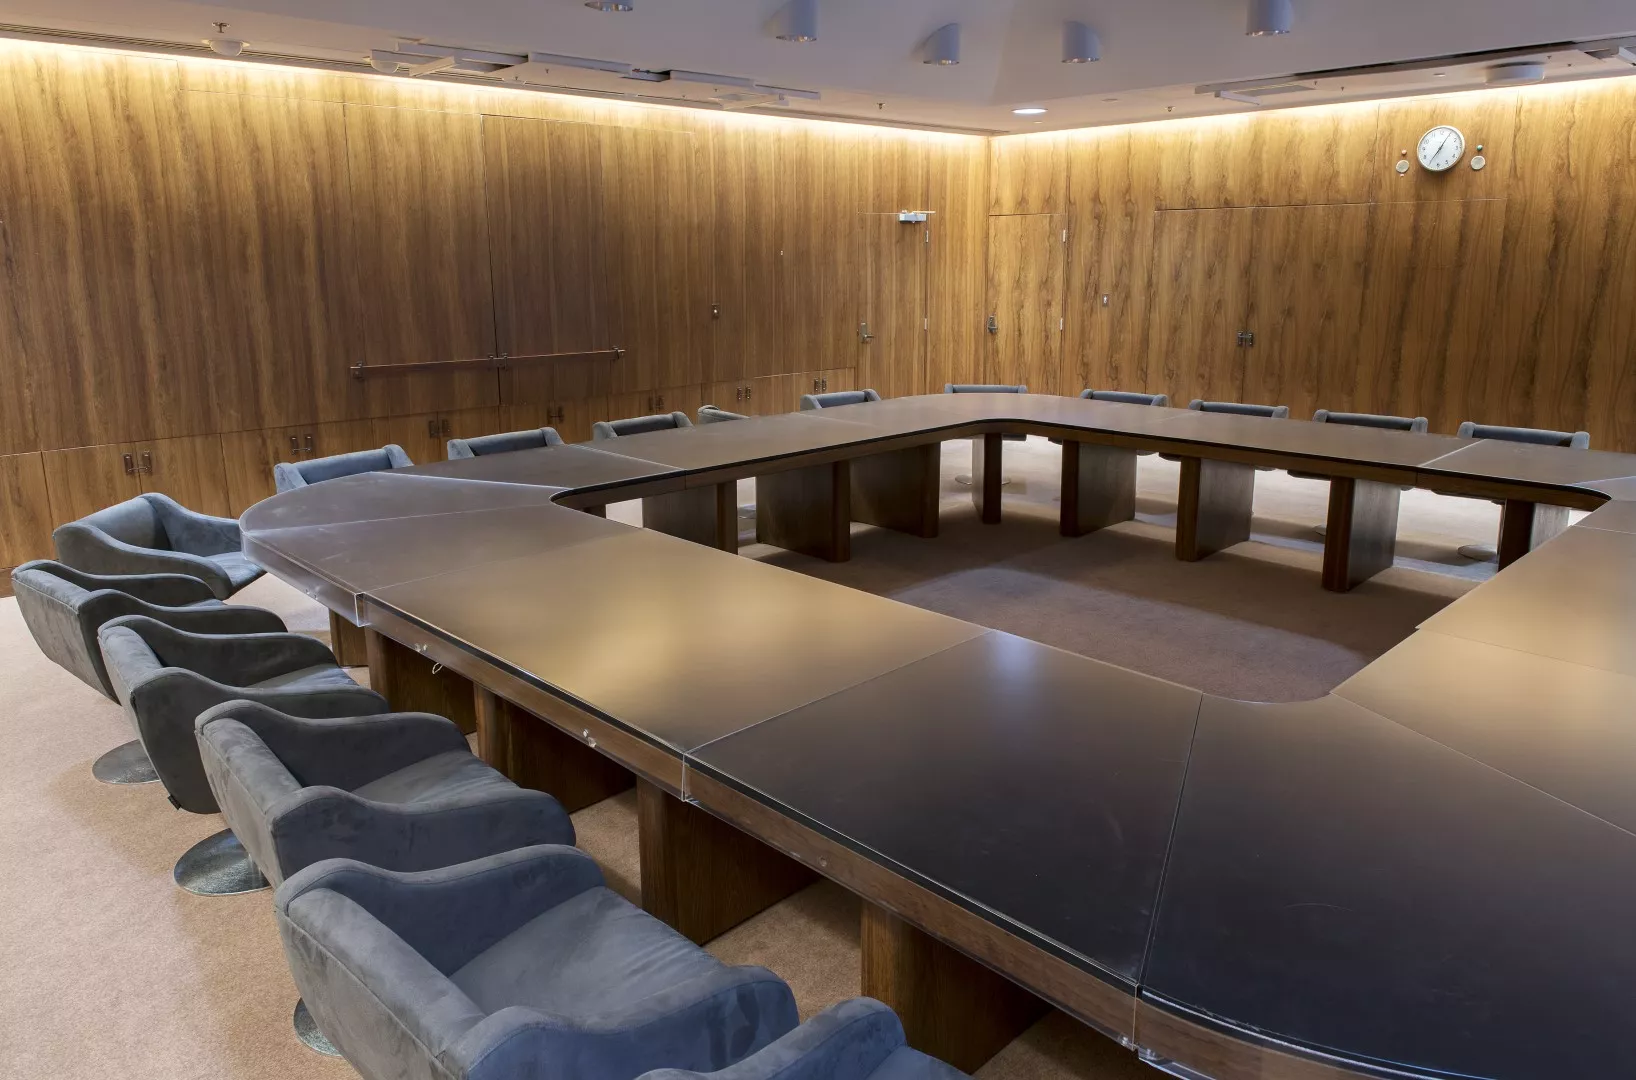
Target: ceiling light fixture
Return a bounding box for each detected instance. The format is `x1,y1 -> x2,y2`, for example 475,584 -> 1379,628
1487,60 -> 1546,85
585,1 -> 633,11
1013,107 -> 1047,115
778,0 -> 819,42
923,23 -> 961,66
1246,0 -> 1293,36
1063,21 -> 1101,63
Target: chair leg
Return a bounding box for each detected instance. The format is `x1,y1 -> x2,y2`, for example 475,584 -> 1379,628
92,739 -> 158,785
294,999 -> 340,1057
173,828 -> 269,896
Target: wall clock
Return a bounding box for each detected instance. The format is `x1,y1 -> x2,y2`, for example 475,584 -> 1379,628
1417,125 -> 1466,172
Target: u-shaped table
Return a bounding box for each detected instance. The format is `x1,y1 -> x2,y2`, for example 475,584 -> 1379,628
242,395 -> 1636,1079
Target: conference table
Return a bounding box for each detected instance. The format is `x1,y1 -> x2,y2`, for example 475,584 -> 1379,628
241,395 -> 1636,1080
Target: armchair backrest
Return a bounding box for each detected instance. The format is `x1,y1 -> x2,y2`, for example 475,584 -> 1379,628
944,384 -> 1027,394
275,445 -> 414,492
1082,389 -> 1170,407
592,412 -> 693,440
67,495 -> 167,550
1456,422 -> 1589,449
12,562 -> 117,696
1313,409 -> 1428,433
1188,399 -> 1290,419
799,389 -> 881,411
698,405 -> 749,424
448,428 -> 563,459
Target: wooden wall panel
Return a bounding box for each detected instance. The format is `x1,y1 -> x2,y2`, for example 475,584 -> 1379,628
984,215 -> 1067,395
1063,131 -> 1155,396
141,435 -> 231,518
778,126 -> 865,377
1141,208 -> 1254,407
343,104 -> 498,415
0,50 -> 212,450
185,91 -> 359,431
990,133 -> 1067,215
926,141 -> 990,388
710,122 -> 781,382
42,446 -> 142,527
600,127 -> 713,394
858,214 -> 929,398
0,453 -> 53,568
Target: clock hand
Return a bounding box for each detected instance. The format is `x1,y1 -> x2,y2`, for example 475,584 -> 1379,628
1433,134 -> 1451,160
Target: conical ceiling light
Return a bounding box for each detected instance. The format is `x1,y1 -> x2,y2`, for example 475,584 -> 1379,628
778,0 -> 819,42
1246,0 -> 1293,36
923,23 -> 961,65
1063,21 -> 1100,63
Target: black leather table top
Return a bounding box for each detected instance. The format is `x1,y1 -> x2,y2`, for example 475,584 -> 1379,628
242,395 -> 1636,1079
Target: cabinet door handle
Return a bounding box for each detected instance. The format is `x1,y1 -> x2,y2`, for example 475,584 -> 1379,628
744,385 -> 752,400
290,436 -> 301,455
821,378 -> 829,392
304,434 -> 315,456
428,418 -> 440,438
858,321 -> 874,344
141,450 -> 152,474
123,452 -> 137,476
441,419 -> 452,437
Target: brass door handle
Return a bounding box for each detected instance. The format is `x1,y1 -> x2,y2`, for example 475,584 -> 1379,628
986,315 -> 999,335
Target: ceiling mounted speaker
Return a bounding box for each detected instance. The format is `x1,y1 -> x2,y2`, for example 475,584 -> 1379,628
1063,21 -> 1100,63
1246,0 -> 1293,36
778,0 -> 819,42
923,23 -> 961,66
1487,60 -> 1546,85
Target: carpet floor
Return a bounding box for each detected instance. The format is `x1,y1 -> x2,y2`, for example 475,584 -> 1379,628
2,440 -> 1550,1078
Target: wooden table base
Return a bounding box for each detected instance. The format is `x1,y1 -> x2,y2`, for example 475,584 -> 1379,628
637,780 -> 818,944
328,610 -> 369,668
1497,499 -> 1570,569
473,687 -> 635,811
1176,457 -> 1255,562
971,434 -> 1004,525
852,445 -> 940,539
1321,478 -> 1402,592
1061,441 -> 1138,537
363,628 -> 477,734
862,902 -> 1048,1073
756,461 -> 852,562
643,483 -> 738,553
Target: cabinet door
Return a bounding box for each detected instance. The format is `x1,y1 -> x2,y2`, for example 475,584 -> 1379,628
42,445 -> 142,527
0,452 -> 53,568
140,434 -> 231,518
753,374 -> 800,416
500,401 -> 604,446
436,408 -> 503,461
985,214 -> 1067,395
858,213 -> 928,399
1142,208 -> 1254,407
369,414 -> 444,468
603,385 -> 705,425
222,426 -> 310,515
707,381 -> 755,414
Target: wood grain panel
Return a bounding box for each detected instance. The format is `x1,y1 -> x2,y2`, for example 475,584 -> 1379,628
42,445 -> 141,527
185,90 -> 359,431
990,133 -> 1067,215
343,103 -> 498,416
600,126 -> 712,394
0,453 -> 53,568
927,140 -> 990,388
777,125 -> 865,377
1063,130 -> 1155,396
1142,208 -> 1253,406
985,215 -> 1067,395
141,435 -> 231,518
484,116 -> 608,409
222,426 -> 310,515
0,50 -> 210,449
859,214 -> 929,398
709,122 -> 780,382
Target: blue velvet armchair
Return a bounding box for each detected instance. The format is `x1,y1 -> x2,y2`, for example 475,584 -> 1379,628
800,389 -> 881,411
276,846 -> 800,1080
53,493 -> 263,600
698,405 -> 750,424
593,413 -> 694,440
637,999 -> 968,1080
274,444 -> 414,493
448,428 -> 564,459
196,701 -> 574,888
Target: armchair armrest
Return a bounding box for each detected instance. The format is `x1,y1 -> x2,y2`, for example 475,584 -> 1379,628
146,494 -> 242,557
636,998 -> 909,1080
83,595 -> 285,638
195,702 -> 468,790
100,616 -> 338,685
24,562 -> 220,607
55,525 -> 232,597
275,846 -> 604,974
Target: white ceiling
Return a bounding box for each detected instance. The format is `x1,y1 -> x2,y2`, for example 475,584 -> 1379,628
2,0 -> 1634,130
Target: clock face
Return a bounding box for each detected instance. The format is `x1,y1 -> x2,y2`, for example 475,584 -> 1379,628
1417,125 -> 1466,172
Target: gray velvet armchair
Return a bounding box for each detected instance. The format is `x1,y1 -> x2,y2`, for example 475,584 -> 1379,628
274,444 -> 414,493
637,998 -> 968,1080
1456,421 -> 1590,448
800,389 -> 880,411
12,560 -> 285,700
448,428 -> 564,459
53,493 -> 263,600
196,701 -> 574,889
98,616 -> 388,816
276,846 -> 800,1080
1081,389 -> 1169,407
698,405 -> 749,424
593,412 -> 694,440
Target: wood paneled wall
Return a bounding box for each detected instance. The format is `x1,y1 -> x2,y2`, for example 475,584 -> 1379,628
983,81 -> 1636,445
0,44 -> 988,569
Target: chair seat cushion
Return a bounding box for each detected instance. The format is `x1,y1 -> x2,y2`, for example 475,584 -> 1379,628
250,664 -> 359,693
450,886 -> 727,1020
351,749 -> 515,806
872,1047 -> 970,1080
209,551 -> 265,591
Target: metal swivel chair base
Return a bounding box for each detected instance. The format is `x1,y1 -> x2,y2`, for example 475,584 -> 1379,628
1458,543 -> 1498,562
294,999 -> 340,1056
173,829 -> 269,896
92,739 -> 158,785
954,475 -> 1013,487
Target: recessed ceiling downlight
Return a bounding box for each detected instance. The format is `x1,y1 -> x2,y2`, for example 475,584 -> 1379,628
1013,107 -> 1047,115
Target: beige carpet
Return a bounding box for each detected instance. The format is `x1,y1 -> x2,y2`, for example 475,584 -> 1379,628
4,440 -> 1553,1079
